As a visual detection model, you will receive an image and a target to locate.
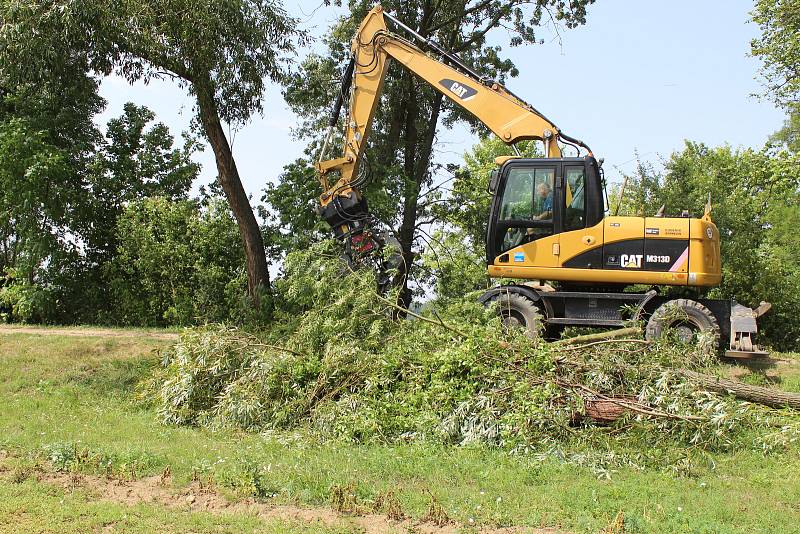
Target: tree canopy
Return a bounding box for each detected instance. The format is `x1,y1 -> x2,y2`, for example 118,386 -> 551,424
751,0 -> 800,108
0,0 -> 301,301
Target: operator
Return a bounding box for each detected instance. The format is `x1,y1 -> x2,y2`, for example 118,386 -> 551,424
534,182 -> 553,220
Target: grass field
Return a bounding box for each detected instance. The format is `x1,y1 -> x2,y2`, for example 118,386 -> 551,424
0,328 -> 799,533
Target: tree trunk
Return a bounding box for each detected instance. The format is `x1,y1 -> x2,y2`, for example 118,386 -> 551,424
193,79 -> 270,303
396,89 -> 445,312
551,327 -> 643,346
396,76 -> 420,313
680,369 -> 800,409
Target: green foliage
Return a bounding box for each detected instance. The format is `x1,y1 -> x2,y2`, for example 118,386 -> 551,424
105,197 -> 250,327
43,441 -> 161,479
0,0 -> 299,127
0,273 -> 57,323
419,229 -> 489,304
259,159 -> 330,261
0,117 -> 73,278
84,103 -> 199,264
751,0 -> 800,108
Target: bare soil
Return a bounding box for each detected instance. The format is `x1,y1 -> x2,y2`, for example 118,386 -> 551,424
2,462 -> 558,533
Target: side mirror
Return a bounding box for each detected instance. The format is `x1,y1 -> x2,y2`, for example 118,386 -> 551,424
488,169 -> 499,194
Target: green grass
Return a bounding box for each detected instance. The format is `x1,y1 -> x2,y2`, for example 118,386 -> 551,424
0,323 -> 183,335
722,351 -> 800,393
1,332 -> 799,533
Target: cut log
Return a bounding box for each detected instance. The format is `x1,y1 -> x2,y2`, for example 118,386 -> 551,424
582,395 -> 639,424
680,370 -> 800,410
551,327 -> 642,347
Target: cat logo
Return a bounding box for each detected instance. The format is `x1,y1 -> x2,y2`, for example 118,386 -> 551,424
438,79 -> 477,101
620,254 -> 643,268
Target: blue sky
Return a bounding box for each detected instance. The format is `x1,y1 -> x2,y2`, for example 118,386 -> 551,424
96,0 -> 784,198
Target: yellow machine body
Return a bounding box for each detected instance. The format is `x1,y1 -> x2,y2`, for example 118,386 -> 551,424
488,215 -> 722,287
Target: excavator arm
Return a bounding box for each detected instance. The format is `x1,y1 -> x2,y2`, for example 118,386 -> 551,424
315,5 -> 589,246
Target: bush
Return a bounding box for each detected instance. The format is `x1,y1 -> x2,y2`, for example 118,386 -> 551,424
105,197 -> 252,327
0,277 -> 57,323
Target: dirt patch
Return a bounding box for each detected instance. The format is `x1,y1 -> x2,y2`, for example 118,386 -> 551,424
0,325 -> 178,340
13,467 -> 557,533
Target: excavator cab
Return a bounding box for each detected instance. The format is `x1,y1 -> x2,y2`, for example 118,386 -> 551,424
486,156 -> 604,263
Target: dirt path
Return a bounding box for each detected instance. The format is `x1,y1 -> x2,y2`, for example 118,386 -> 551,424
3,464 -> 558,534
0,325 -> 178,340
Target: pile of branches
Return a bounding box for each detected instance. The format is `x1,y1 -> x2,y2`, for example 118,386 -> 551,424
145,241 -> 800,467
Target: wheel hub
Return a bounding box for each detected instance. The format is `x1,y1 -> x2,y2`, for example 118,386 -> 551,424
674,323 -> 698,343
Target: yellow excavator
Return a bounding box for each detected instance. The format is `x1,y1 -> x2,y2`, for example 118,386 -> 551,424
315,5 -> 769,357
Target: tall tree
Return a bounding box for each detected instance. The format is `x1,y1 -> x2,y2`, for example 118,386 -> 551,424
0,72 -> 105,283
0,0 -> 301,303
274,0 -> 594,309
751,0 -> 800,109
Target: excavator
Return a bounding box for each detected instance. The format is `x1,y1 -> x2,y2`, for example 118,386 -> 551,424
314,5 -> 770,358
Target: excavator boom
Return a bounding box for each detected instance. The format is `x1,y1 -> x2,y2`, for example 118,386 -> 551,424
316,6 -> 588,221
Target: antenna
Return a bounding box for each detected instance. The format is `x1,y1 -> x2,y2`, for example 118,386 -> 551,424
703,192 -> 713,220
614,172 -> 628,216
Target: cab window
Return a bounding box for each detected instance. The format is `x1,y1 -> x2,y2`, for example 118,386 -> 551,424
499,168 -> 554,221
564,166 -> 586,231
497,167 -> 555,253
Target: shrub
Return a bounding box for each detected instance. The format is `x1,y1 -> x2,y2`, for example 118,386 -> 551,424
105,197 -> 252,326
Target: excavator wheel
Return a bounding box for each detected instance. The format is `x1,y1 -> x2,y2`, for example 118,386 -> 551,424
488,293 -> 543,338
646,298 -> 721,347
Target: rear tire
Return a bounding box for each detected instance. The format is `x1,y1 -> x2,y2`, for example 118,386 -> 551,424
488,292 -> 543,338
646,298 -> 721,347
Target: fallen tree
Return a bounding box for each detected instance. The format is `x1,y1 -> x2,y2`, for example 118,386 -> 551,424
554,327 -> 800,411
680,369 -> 800,410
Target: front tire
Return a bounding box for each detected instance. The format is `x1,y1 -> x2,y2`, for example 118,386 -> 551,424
488,292 -> 543,338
